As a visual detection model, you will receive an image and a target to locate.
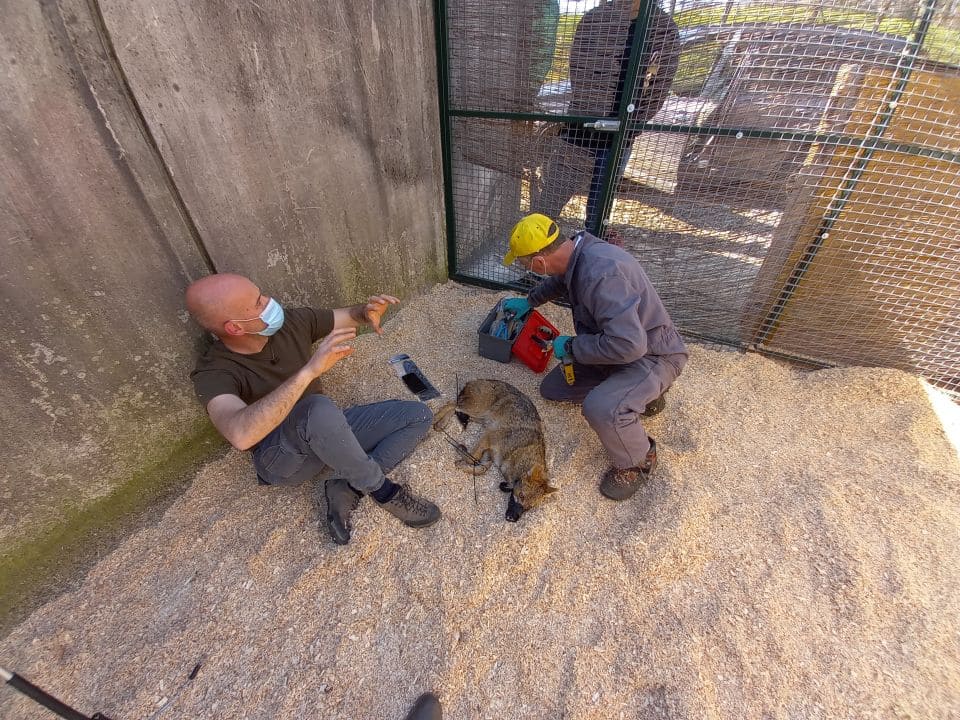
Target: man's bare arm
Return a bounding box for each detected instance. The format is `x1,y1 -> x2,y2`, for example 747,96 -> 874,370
207,368 -> 314,451
206,327 -> 357,450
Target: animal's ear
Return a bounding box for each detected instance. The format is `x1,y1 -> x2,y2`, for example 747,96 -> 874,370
455,411 -> 470,429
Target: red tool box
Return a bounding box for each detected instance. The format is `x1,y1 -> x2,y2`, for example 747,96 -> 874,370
511,310 -> 559,373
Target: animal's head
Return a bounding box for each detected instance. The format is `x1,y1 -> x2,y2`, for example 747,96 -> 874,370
455,381 -> 481,407
456,379 -> 507,413
505,465 -> 558,522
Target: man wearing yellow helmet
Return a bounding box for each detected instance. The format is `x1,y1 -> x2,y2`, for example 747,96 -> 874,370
502,213 -> 688,501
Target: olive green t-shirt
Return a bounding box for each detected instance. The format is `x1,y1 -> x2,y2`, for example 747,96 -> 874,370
190,306 -> 335,408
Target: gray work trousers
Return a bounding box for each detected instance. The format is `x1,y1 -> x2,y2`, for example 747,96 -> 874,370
540,353 -> 686,469
251,395 -> 433,492
535,137 -> 633,229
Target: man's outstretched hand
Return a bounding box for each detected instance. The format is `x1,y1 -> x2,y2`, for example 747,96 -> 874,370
363,294 -> 400,334
306,327 -> 357,377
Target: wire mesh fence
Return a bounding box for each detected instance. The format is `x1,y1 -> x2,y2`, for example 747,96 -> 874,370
441,0 -> 960,395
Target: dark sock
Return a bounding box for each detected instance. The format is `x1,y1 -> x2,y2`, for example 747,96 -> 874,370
371,479 -> 400,503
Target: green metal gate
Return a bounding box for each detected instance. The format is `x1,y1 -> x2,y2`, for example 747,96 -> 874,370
435,0 -> 960,395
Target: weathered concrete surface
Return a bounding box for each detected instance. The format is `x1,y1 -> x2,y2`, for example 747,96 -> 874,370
0,0 -> 214,630
99,0 -> 446,305
1,0 -> 445,634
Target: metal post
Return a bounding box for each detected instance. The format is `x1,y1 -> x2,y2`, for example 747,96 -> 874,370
591,0 -> 656,236
433,0 -> 459,277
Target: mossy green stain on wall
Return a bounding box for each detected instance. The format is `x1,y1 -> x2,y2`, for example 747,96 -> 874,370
334,243 -> 447,319
0,419 -> 226,637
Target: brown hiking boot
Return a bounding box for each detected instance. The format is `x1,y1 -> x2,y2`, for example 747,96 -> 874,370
599,437 -> 658,501
375,484 -> 441,528
324,478 -> 362,545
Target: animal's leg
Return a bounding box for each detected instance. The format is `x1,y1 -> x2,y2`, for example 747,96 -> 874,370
468,434 -> 496,472
455,446 -> 492,475
455,457 -> 490,474
432,402 -> 456,431
453,442 -> 481,472
454,430 -> 496,474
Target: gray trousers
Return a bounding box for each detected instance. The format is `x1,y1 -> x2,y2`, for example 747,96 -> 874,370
535,137 -> 633,229
251,395 -> 433,492
540,354 -> 685,469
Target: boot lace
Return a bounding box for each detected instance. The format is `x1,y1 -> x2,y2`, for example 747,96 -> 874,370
393,486 -> 429,514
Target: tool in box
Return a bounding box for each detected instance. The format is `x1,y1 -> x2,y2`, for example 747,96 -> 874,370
478,299 -> 560,374
510,314 -> 560,373
491,307 -> 520,341
530,325 -> 556,351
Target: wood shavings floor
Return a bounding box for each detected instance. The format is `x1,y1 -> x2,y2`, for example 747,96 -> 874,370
2,281 -> 959,719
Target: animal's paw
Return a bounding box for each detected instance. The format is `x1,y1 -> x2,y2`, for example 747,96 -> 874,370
455,458 -> 489,475
432,402 -> 457,431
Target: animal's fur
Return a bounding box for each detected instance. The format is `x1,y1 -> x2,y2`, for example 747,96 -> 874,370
434,379 -> 557,520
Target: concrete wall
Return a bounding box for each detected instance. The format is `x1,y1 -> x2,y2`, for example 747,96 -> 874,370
99,0 -> 445,302
0,0 -> 444,632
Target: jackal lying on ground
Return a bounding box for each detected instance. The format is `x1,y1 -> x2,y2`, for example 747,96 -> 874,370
434,379 -> 557,521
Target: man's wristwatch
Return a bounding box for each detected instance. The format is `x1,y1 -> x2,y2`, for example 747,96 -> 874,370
564,337 -> 574,358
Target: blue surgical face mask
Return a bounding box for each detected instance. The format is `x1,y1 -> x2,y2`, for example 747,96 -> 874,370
519,254 -> 550,279
256,298 -> 285,336
235,298 -> 285,336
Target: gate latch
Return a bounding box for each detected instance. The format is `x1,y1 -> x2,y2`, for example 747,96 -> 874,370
583,119 -> 621,132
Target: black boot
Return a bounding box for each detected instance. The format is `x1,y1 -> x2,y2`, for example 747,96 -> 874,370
324,478 -> 362,545
599,437 -> 658,501
641,391 -> 666,418
403,693 -> 442,720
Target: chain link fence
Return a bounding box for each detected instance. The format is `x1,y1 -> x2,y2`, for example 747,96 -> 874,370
439,0 -> 960,395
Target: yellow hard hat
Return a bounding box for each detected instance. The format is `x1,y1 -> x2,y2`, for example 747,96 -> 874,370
503,213 -> 560,266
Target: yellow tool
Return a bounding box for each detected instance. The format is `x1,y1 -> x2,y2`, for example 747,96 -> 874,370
561,354 -> 575,385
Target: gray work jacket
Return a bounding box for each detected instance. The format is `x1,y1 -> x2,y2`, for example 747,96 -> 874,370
527,232 -> 687,366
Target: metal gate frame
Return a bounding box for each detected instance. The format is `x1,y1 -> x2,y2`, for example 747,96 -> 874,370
433,0 -> 953,370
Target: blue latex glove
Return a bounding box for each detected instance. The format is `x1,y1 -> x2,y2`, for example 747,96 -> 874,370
501,297 -> 531,319
553,335 -> 573,361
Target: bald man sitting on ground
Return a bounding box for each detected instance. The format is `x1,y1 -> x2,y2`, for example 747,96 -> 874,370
185,273 -> 441,545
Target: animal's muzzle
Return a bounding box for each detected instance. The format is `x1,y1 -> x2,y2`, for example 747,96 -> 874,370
505,493 -> 525,522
